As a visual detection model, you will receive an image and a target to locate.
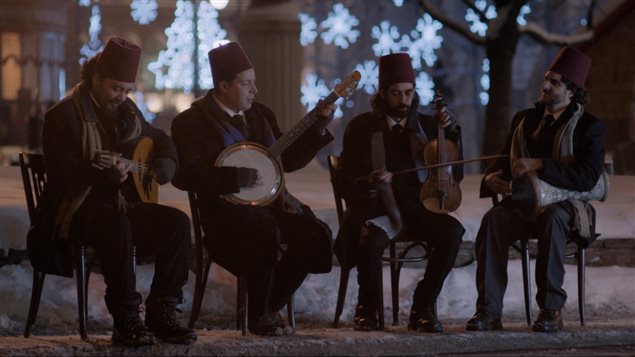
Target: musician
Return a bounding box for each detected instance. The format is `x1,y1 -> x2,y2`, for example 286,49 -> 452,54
334,53 -> 465,332
33,38 -> 196,346
171,42 -> 335,336
466,47 -> 604,333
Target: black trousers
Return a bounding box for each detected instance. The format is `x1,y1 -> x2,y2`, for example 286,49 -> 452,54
474,199 -> 572,316
70,199 -> 191,312
203,203 -> 332,319
356,208 -> 464,314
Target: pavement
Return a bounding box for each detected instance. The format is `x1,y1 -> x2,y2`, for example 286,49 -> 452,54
2,318 -> 634,356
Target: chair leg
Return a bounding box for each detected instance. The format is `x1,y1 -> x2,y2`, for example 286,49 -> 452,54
287,295 -> 295,330
520,239 -> 532,326
333,265 -> 351,328
76,246 -> 88,341
237,276 -> 248,336
188,258 -> 213,328
578,247 -> 586,326
390,242 -> 399,326
377,266 -> 385,330
24,270 -> 46,338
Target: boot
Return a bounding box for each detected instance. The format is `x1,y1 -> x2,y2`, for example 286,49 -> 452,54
111,305 -> 156,347
145,295 -> 197,344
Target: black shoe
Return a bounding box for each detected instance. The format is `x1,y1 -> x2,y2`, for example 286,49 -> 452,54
532,309 -> 563,332
112,307 -> 156,347
465,311 -> 503,331
408,309 -> 443,333
248,311 -> 285,336
353,305 -> 379,331
145,296 -> 197,344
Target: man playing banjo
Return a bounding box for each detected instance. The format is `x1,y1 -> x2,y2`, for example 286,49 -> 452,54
466,47 -> 605,333
171,42 -> 336,336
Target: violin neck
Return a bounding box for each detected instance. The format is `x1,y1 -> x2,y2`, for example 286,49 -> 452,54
437,122 -> 446,163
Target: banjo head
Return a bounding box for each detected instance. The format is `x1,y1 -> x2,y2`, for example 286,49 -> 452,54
215,142 -> 283,206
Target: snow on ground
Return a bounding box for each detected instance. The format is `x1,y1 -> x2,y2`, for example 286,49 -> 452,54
0,160 -> 634,335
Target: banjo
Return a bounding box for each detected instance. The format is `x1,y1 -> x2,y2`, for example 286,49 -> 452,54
216,70 -> 361,206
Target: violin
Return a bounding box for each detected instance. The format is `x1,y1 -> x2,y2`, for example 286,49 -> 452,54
419,91 -> 462,213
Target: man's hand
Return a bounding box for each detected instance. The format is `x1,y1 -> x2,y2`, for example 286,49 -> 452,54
511,158 -> 543,179
437,107 -> 454,128
484,169 -> 512,195
114,161 -> 133,183
150,157 -> 176,185
368,170 -> 392,188
313,100 -> 337,134
235,167 -> 259,188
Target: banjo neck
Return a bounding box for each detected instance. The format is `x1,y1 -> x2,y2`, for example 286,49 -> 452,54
266,91 -> 340,158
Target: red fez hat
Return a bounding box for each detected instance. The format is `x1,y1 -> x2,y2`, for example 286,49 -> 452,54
96,38 -> 141,83
208,42 -> 253,86
547,47 -> 592,88
379,53 -> 415,89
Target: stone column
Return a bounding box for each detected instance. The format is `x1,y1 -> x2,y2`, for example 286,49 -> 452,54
238,0 -> 302,132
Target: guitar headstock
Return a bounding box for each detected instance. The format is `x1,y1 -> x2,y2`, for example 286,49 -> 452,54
333,70 -> 361,99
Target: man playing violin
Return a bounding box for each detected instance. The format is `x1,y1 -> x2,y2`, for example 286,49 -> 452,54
467,47 -> 605,333
171,42 -> 335,336
334,53 -> 465,332
34,38 -> 195,346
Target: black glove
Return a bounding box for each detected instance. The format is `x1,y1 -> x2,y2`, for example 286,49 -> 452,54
235,167 -> 258,188
151,157 -> 177,185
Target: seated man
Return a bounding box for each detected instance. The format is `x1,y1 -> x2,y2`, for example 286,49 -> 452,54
171,42 -> 335,336
334,53 -> 465,333
466,47 -> 604,333
32,38 -> 196,346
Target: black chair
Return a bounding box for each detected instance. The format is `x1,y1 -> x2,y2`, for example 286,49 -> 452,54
20,152 -> 137,341
186,191 -> 295,335
491,194 -> 587,326
328,155 -> 432,329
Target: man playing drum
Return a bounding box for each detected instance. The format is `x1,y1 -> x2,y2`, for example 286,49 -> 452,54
466,47 -> 605,333
171,42 -> 335,336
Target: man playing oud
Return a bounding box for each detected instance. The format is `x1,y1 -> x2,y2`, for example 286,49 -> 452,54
33,38 -> 196,346
171,42 -> 336,336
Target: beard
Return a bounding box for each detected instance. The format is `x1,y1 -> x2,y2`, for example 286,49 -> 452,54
387,105 -> 410,120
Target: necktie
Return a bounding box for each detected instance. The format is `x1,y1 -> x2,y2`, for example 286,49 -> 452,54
532,114 -> 556,140
232,114 -> 249,139
390,125 -> 402,142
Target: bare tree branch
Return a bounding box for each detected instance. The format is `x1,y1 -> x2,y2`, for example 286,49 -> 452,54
418,0 -> 486,45
520,22 -> 594,45
462,0 -> 489,24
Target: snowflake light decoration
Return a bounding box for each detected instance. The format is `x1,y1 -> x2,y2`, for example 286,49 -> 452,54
299,13 -> 318,47
148,0 -> 195,91
130,0 -> 158,25
79,3 -> 104,64
401,14 -> 443,69
415,72 -> 435,105
78,0 -> 91,7
301,73 -> 343,118
197,1 -> 228,89
480,58 -> 490,105
393,0 -> 404,7
371,20 -> 402,56
354,60 -> 378,95
465,0 -> 497,36
320,3 -> 360,49
516,4 -> 531,26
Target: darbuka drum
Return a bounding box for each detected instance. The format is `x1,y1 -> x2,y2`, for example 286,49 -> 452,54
215,142 -> 284,206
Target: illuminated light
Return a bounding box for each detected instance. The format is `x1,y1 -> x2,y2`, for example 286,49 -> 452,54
480,58 -> 490,105
133,91 -> 156,123
130,0 -> 158,25
145,93 -> 164,113
415,71 -> 435,105
401,14 -> 443,69
371,20 -> 401,56
79,3 -> 104,64
299,13 -> 318,47
517,4 -> 531,26
78,0 -> 90,7
320,3 -> 360,49
393,0 -> 404,7
301,73 -> 343,118
209,0 -> 229,10
465,0 -> 497,37
354,60 -> 378,95
58,68 -> 66,99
